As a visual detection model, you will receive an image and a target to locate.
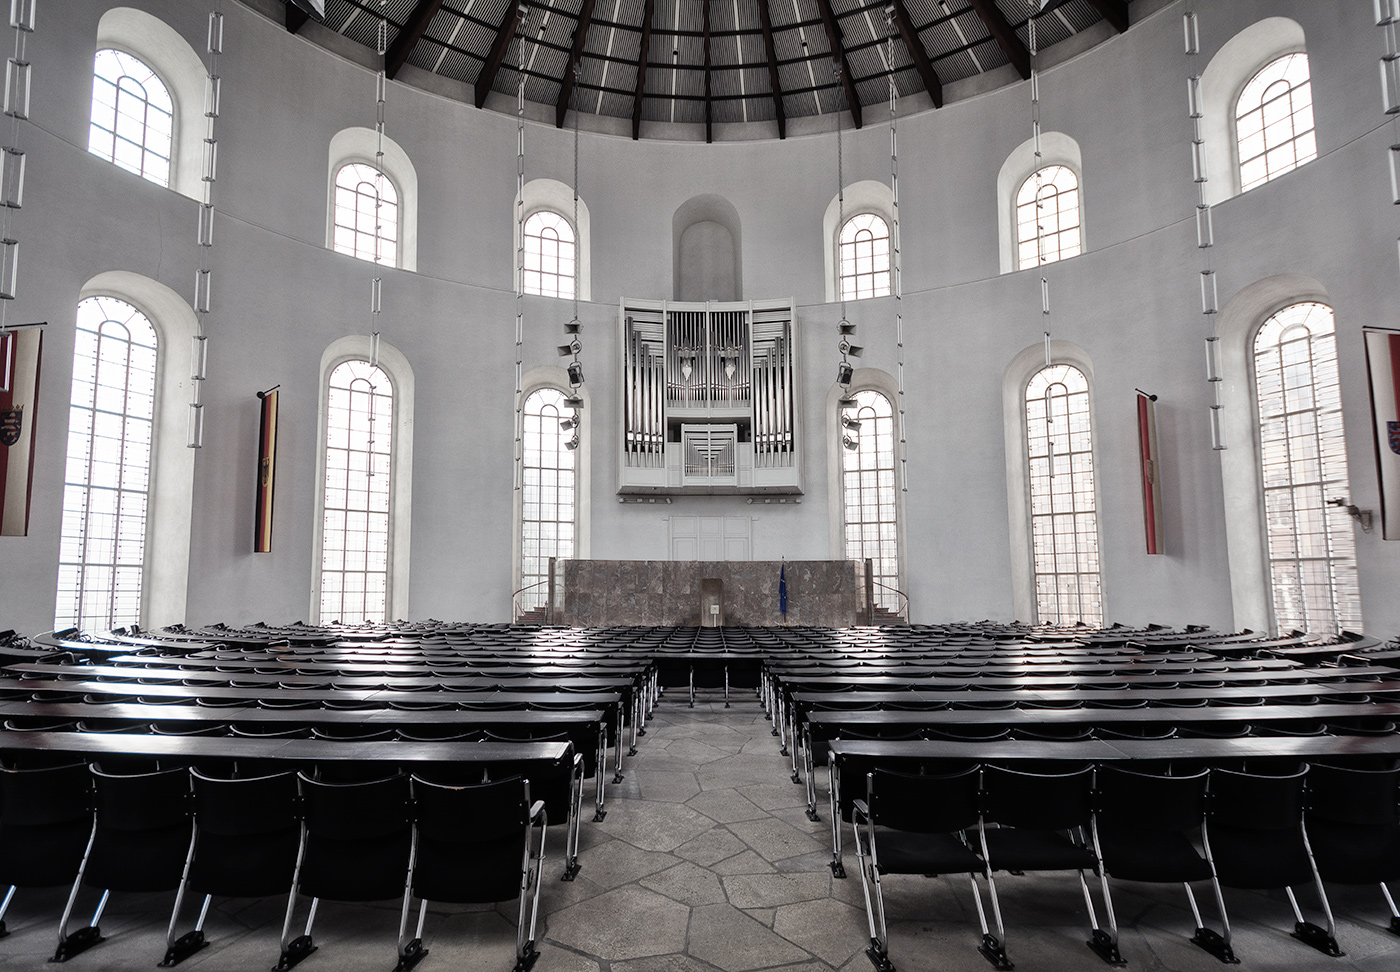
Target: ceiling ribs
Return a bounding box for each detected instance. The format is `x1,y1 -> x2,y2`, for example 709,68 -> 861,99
966,0 -> 1029,80
814,0 -> 861,128
631,0 -> 655,139
386,0 -> 445,80
1084,0 -> 1129,33
889,0 -> 941,108
556,0 -> 601,127
475,0 -> 524,109
703,0 -> 713,142
285,3 -> 310,33
756,0 -> 785,138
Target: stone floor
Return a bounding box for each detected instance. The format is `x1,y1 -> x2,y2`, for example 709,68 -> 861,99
2,692 -> 1400,970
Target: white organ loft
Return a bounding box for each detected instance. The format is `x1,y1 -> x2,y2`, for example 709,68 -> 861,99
618,298 -> 802,494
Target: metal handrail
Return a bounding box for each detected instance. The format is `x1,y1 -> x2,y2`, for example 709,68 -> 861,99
511,579 -> 550,623
870,579 -> 910,621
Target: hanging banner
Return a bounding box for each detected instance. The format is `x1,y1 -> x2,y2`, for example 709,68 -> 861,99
1137,392 -> 1163,555
0,327 -> 42,536
1365,329 -> 1400,540
254,387 -> 279,553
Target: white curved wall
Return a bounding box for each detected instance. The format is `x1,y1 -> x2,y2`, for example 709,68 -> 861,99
0,0 -> 1394,635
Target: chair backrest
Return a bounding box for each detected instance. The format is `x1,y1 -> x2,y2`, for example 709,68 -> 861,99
0,762 -> 92,826
1206,765 -> 1308,830
91,765 -> 191,831
982,764 -> 1094,831
191,768 -> 300,836
1306,763 -> 1400,827
411,775 -> 531,844
297,772 -> 411,840
1095,765 -> 1207,831
867,765 -> 981,834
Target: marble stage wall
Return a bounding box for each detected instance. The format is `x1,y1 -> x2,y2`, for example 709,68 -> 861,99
555,560 -> 868,627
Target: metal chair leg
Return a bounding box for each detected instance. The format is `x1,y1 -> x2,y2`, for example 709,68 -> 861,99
53,821 -> 102,963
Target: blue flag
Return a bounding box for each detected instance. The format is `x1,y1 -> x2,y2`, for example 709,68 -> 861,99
779,563 -> 788,617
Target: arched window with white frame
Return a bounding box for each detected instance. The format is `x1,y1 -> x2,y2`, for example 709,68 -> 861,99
332,163 -> 399,267
522,211 -> 576,299
1236,53 -> 1316,193
319,359 -> 394,623
1015,165 -> 1081,270
1025,363 -> 1102,626
519,387 -> 576,613
840,389 -> 900,612
1252,302 -> 1360,634
838,213 -> 891,300
56,297 -> 159,630
88,49 -> 173,187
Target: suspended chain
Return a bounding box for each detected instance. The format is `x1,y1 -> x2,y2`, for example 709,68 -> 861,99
0,0 -> 34,328
833,59 -> 852,405
887,7 -> 905,492
514,8 -> 528,490
370,0 -> 388,374
1182,1 -> 1224,449
189,3 -> 224,448
1026,1 -> 1057,474
564,60 -> 583,446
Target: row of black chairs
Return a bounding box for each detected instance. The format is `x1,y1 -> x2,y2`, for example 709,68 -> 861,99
0,762 -> 550,972
850,761 -> 1400,972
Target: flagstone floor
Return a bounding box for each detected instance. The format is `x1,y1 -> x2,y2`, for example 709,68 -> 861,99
2,692 -> 1400,971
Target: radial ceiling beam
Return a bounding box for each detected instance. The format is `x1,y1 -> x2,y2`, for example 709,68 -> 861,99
476,0 -> 523,109
1084,0 -> 1129,33
631,0 -> 655,139
757,0 -> 786,139
703,0 -> 713,142
889,0 -> 941,108
385,0 -> 444,79
814,0 -> 861,128
285,3 -> 310,33
967,0 -> 1030,80
556,0 -> 600,127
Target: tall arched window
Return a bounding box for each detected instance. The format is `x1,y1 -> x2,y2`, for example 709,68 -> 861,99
840,389 -> 900,610
520,388 -> 576,612
332,162 -> 400,267
838,213 -> 891,300
56,297 -> 159,630
88,49 -> 173,187
1253,302 -> 1360,633
1026,364 -> 1101,626
1015,166 -> 1081,270
1236,53 -> 1316,193
522,211 -> 576,299
319,360 -> 393,623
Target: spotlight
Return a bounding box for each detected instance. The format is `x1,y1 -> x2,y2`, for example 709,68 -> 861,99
842,435 -> 859,451
840,339 -> 864,358
565,318 -> 582,334
560,415 -> 578,431
841,414 -> 862,431
558,339 -> 582,357
838,320 -> 856,336
837,397 -> 858,410
564,433 -> 580,451
837,361 -> 853,386
567,361 -> 584,386
563,395 -> 584,410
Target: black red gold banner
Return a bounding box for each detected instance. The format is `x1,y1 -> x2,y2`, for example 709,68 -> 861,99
254,387 -> 279,553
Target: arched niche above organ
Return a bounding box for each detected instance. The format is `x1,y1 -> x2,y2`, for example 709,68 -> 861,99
619,298 -> 799,495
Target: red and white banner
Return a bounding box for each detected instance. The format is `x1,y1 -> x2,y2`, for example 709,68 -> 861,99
0,328 -> 42,536
1365,329 -> 1400,540
1137,392 -> 1163,555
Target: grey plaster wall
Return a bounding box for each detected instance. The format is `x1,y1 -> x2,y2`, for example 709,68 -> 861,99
0,0 -> 1395,636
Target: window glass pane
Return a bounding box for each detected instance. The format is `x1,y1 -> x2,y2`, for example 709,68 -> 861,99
320,360 -> 394,622
838,213 -> 891,301
522,211 -> 576,299
840,390 -> 900,611
87,50 -> 173,188
55,297 -> 159,630
1015,165 -> 1081,270
1253,303 -> 1360,634
1236,53 -> 1317,193
1025,365 -> 1101,625
519,388 -> 577,612
332,163 -> 400,267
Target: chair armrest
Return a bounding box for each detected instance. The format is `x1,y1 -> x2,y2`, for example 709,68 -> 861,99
529,799 -> 547,825
852,798 -> 870,823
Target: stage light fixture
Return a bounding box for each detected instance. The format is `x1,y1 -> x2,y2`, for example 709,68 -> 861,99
564,433 -> 580,451
841,414 -> 861,431
567,361 -> 584,386
563,395 -> 584,410
842,435 -> 858,451
836,361 -> 853,386
560,415 -> 578,431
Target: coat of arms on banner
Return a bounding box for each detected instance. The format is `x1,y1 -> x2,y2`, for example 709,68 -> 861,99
0,405 -> 21,447
1390,421 -> 1400,456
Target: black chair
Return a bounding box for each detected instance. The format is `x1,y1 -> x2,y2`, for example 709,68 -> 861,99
978,764 -> 1120,968
851,766 -> 993,972
276,773 -> 413,971
397,776 -> 547,972
0,763 -> 93,937
1304,762 -> 1400,935
54,765 -> 194,962
1092,765 -> 1234,963
161,770 -> 302,966
1203,766 -> 1341,956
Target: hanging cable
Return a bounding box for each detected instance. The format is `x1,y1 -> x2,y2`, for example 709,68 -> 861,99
0,0 -> 34,325
1025,0 -> 1055,474
886,5 -> 906,492
189,2 -> 224,449
514,7 -> 529,490
561,61 -> 583,449
832,59 -> 856,451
